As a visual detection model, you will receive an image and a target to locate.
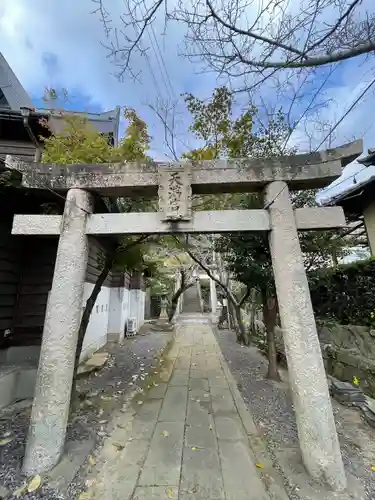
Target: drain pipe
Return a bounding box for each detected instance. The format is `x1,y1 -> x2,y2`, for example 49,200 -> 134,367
20,106 -> 42,162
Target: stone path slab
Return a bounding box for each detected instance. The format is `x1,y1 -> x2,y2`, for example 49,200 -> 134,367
83,314 -> 286,500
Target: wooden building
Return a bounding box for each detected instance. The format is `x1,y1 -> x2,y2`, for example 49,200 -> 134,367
323,149 -> 375,255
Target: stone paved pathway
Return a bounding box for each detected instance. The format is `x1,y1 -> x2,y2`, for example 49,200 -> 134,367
83,315 -> 287,500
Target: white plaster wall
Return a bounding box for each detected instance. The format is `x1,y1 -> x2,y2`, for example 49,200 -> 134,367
129,289 -> 145,332
107,287 -> 122,335
138,290 -> 145,328
120,287 -> 130,337
107,286 -> 130,341
80,284 -> 145,361
80,282 -> 110,361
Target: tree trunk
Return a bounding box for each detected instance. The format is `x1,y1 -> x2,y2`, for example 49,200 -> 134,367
168,286 -> 183,322
262,291 -> 281,381
229,300 -> 250,345
248,288 -> 258,336
70,252 -> 114,411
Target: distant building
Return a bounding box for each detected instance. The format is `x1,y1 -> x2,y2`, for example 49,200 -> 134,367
0,52 -> 120,165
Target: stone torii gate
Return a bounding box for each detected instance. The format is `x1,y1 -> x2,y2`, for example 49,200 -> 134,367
6,139 -> 362,490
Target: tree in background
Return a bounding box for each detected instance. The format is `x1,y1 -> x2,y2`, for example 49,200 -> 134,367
182,86 -> 350,380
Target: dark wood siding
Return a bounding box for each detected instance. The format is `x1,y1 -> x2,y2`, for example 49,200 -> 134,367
0,140 -> 36,164
12,238 -> 57,344
0,223 -> 129,345
0,218 -> 21,331
85,237 -> 112,286
85,238 -> 130,288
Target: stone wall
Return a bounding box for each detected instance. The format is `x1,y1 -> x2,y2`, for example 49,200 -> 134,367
272,322 -> 375,397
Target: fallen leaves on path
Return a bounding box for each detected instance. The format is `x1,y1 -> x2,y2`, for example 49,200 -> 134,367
161,430 -> 169,437
27,475 -> 41,493
88,455 -> 96,466
166,487 -> 175,498
78,492 -> 91,500
256,463 -> 265,469
0,438 -> 13,446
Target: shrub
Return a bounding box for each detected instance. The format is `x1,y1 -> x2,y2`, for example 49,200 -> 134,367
309,258 -> 375,326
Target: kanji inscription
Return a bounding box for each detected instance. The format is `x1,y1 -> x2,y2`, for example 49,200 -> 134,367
158,166 -> 192,221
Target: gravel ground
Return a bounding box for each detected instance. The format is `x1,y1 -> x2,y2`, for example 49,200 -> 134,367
0,323 -> 173,500
215,328 -> 375,500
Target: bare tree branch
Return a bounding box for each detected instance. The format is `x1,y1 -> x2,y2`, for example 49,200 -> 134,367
94,0 -> 375,90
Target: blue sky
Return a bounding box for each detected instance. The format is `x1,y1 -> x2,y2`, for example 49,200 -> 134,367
1,0 -> 374,200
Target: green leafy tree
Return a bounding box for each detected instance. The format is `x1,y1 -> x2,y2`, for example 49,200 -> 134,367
184,86 -> 349,380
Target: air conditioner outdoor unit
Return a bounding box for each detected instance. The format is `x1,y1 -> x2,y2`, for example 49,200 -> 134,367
127,317 -> 137,336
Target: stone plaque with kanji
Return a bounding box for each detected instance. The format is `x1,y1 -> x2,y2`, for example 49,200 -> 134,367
158,166 -> 192,221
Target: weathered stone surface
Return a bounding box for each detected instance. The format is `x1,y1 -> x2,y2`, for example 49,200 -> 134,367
159,386 -> 188,422
77,352 -> 109,375
6,139 -> 362,194
330,380 -> 366,405
13,208 -> 346,236
360,404 -> 375,428
138,422 -> 184,486
0,484 -> 9,498
274,323 -> 375,398
180,443 -> 224,500
158,166 -> 192,221
169,370 -> 189,386
265,181 -> 346,491
23,188 -> 93,475
219,440 -> 269,500
81,315 -> 284,499
133,486 -> 179,499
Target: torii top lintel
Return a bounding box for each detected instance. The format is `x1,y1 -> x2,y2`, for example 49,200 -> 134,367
5,139 -> 362,196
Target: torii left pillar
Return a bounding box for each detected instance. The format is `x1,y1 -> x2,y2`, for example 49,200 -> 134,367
23,188 -> 93,474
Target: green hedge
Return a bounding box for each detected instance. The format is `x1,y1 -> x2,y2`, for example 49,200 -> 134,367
309,258 -> 375,327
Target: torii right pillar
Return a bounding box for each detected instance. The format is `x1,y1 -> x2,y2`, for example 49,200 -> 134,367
265,181 -> 346,491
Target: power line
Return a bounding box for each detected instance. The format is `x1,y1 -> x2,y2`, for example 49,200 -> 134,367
144,28 -> 173,101
136,3 -> 176,101
148,23 -> 176,100
318,163 -> 369,198
264,76 -> 375,209
131,19 -> 164,103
